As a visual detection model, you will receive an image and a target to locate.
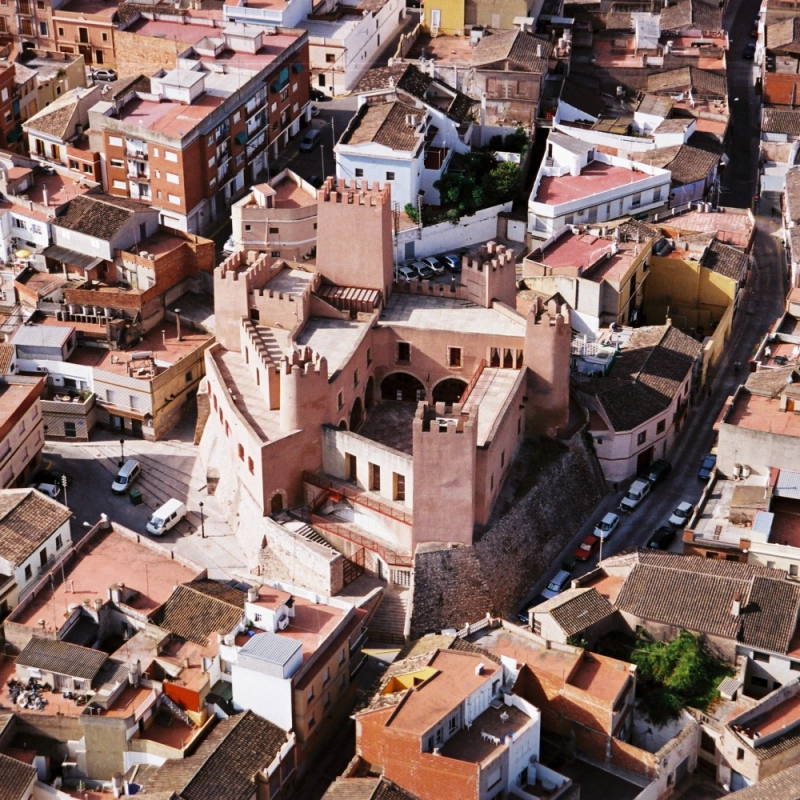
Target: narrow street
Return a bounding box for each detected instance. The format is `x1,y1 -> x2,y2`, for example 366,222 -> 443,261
720,0 -> 762,208
518,222 -> 786,610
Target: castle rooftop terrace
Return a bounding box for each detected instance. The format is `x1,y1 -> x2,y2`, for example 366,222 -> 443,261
379,294 -> 525,337
295,318 -> 370,375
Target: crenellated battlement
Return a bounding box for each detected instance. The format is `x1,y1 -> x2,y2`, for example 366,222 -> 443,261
280,347 -> 329,381
413,401 -> 475,435
318,176 -> 391,208
218,251 -> 280,288
529,296 -> 571,328
462,241 -> 515,275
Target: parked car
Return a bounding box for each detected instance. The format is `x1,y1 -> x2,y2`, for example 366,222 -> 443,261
28,482 -> 61,499
743,42 -> 756,59
575,535 -> 601,562
299,128 -> 321,152
647,525 -> 677,549
32,468 -> 72,487
395,265 -> 418,282
593,512 -> 620,541
698,454 -> 717,481
147,498 -> 187,536
517,594 -> 547,625
222,236 -> 235,255
112,459 -> 141,495
310,105 -> 320,117
309,88 -> 330,102
413,261 -> 436,280
668,501 -> 694,527
619,478 -> 651,512
308,175 -> 324,189
642,459 -> 671,486
92,68 -> 117,82
421,256 -> 445,274
542,569 -> 571,599
442,253 -> 462,271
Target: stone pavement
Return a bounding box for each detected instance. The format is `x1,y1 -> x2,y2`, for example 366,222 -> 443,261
43,409 -> 249,581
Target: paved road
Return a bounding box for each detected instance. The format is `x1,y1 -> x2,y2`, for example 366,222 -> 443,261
517,221 -> 786,614
41,411 -> 248,580
720,0 -> 762,209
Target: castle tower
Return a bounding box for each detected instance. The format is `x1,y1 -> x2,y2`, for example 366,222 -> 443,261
315,178 -> 393,297
411,402 -> 477,548
460,241 -> 517,309
279,348 -> 331,433
524,298 -> 571,436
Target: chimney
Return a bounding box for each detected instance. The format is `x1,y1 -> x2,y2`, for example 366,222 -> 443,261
475,662 -> 485,675
174,308 -> 182,341
732,591 -> 742,617
42,185 -> 49,206
162,329 -> 166,346
247,586 -> 258,602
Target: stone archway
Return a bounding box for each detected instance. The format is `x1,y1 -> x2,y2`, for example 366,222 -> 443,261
270,491 -> 285,514
338,419 -> 348,430
380,372 -> 425,402
432,377 -> 468,405
350,397 -> 364,432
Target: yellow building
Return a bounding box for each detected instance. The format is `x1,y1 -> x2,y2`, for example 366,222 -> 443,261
645,236 -> 748,380
423,0 -> 465,36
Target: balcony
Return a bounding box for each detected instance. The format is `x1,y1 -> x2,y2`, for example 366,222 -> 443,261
126,149 -> 148,161
41,387 -> 95,415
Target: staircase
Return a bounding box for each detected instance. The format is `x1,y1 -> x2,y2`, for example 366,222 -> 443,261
293,521 -> 338,552
368,587 -> 409,645
254,325 -> 286,364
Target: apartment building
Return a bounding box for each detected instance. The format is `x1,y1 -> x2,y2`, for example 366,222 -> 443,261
90,18 -> 310,234
528,132 -> 671,239
0,375 -> 44,487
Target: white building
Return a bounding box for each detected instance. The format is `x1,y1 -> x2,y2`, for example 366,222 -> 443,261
336,71 -> 474,206
223,0 -> 312,29
0,488 -> 72,615
302,0 -> 405,97
528,131 -> 671,239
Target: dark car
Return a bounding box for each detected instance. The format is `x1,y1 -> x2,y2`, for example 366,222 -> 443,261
743,42 -> 756,59
698,454 -> 717,481
647,525 -> 677,549
516,594 -> 547,625
309,88 -> 330,102
32,468 -> 72,487
642,458 -> 671,486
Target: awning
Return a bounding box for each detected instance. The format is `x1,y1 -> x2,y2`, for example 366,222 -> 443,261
43,245 -> 103,271
235,131 -> 248,145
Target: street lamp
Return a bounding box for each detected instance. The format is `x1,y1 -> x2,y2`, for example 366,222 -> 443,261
199,502 -> 205,539
119,438 -> 125,468
61,474 -> 68,509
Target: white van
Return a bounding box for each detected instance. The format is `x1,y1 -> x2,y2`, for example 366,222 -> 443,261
112,459 -> 141,494
146,498 -> 186,536
619,479 -> 651,513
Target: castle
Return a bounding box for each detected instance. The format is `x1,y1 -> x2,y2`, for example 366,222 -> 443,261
198,178 -> 570,592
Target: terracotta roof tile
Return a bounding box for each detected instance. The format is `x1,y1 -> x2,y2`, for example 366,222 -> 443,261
472,29 -> 553,73
0,751 -> 36,800
151,580 -> 245,646
767,18 -> 800,53
646,66 -> 727,97
16,636 -> 107,681
54,194 -> 150,241
24,99 -> 77,139
0,489 -> 71,566
725,763 -> 800,797
660,0 -> 721,31
344,101 -> 422,151
762,107 -> 800,136
536,588 -> 616,636
616,551 -> 799,651
144,711 -> 290,800
701,239 -> 748,281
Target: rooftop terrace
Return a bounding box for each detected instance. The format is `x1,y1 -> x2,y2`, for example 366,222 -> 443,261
726,391 -> 800,438
440,704 -> 532,764
380,294 -> 525,337
66,321 -> 212,376
461,367 -> 522,447
535,162 -> 653,207
295,318 -> 369,375
8,525 -> 202,637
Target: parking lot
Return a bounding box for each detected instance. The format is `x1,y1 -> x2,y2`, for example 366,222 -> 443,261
40,409 -> 247,580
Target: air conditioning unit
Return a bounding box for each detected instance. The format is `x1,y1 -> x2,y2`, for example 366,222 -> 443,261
278,616 -> 290,630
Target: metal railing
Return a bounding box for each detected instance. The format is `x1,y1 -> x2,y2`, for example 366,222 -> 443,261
302,471 -> 413,525
460,358 -> 486,404
307,513 -> 413,568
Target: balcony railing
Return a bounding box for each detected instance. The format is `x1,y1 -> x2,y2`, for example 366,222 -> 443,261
306,513 -> 413,568
303,471 -> 413,526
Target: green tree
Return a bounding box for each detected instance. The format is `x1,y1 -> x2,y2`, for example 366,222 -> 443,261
403,203 -> 420,224
482,160 -> 521,206
630,630 -> 733,725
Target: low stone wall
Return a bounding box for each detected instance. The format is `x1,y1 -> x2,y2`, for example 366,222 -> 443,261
411,430 -> 608,636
